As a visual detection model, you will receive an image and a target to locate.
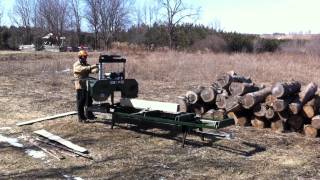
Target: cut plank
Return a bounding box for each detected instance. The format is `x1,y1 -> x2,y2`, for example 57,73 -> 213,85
34,129 -> 88,153
120,98 -> 179,113
16,111 -> 77,126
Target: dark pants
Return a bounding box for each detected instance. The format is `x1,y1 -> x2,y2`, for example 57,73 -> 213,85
76,89 -> 94,120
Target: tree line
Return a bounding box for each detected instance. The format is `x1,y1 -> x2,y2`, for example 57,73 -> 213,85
0,0 -> 284,52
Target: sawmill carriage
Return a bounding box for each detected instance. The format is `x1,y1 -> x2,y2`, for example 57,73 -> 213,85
83,54 -> 234,147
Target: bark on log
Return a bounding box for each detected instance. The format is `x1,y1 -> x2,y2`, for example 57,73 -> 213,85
287,114 -> 305,131
271,119 -> 284,133
265,108 -> 275,119
202,109 -> 225,120
200,86 -> 216,103
253,103 -> 267,117
304,125 -> 318,138
289,82 -> 318,114
271,81 -> 301,98
177,96 -> 189,112
186,86 -> 205,104
251,117 -> 266,129
240,87 -> 272,109
216,94 -> 227,109
311,115 -> 320,129
229,82 -> 258,96
216,73 -> 251,89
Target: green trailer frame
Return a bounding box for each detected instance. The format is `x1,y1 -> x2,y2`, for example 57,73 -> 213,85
111,106 -> 234,147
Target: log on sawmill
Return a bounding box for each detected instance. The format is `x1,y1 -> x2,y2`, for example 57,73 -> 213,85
251,117 -> 267,129
304,124 -> 318,138
302,95 -> 320,119
253,103 -> 267,117
311,115 -> 320,129
200,86 -> 216,103
229,82 -> 259,96
186,86 -> 205,104
271,81 -> 301,98
216,73 -> 251,89
240,87 -> 272,109
289,82 -> 318,115
202,109 -> 225,120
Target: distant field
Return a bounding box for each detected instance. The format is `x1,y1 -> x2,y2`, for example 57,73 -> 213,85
1,50 -> 320,179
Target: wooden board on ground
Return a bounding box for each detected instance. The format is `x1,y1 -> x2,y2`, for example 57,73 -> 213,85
120,98 -> 179,113
34,129 -> 88,153
16,111 -> 77,126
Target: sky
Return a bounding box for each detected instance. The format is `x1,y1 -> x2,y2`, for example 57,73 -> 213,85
1,0 -> 320,34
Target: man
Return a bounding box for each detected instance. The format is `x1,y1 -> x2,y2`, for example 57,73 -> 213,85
73,50 -> 99,122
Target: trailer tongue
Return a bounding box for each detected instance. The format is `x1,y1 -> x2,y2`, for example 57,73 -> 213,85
84,54 -> 234,147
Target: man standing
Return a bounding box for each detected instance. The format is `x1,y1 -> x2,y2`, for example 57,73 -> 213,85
73,50 -> 99,122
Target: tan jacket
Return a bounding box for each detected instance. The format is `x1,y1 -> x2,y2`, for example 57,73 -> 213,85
73,60 -> 99,90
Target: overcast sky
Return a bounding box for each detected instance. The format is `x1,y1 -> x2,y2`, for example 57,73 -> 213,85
1,0 -> 320,34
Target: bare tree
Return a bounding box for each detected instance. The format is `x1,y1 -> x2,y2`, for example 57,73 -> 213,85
0,8 -> 3,26
36,0 -> 70,37
99,0 -> 132,48
12,0 -> 34,27
70,0 -> 82,45
85,0 -> 101,49
158,0 -> 200,48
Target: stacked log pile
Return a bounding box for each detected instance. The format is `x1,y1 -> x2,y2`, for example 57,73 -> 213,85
178,71 -> 320,138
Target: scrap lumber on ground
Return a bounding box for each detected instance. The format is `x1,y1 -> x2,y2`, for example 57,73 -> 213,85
34,129 -> 88,153
16,111 -> 77,126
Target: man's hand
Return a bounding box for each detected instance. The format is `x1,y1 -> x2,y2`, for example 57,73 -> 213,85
90,64 -> 99,73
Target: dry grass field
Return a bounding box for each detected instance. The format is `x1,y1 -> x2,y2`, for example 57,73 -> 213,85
1,50 -> 320,179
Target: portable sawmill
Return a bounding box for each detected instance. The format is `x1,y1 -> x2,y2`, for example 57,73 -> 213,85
83,54 -> 234,147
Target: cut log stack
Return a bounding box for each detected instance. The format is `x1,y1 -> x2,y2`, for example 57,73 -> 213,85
178,71 -> 320,138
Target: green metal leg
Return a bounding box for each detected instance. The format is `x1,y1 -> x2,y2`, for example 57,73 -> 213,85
199,128 -> 205,141
111,114 -> 116,129
182,126 -> 188,148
